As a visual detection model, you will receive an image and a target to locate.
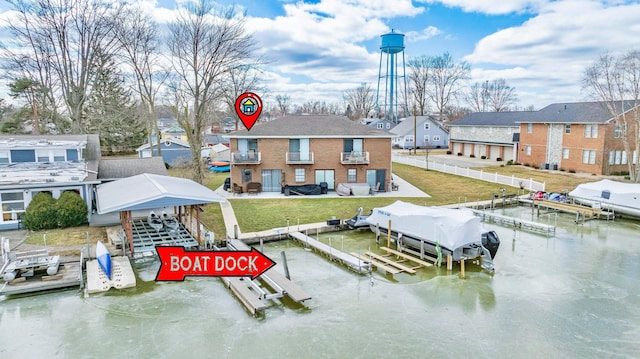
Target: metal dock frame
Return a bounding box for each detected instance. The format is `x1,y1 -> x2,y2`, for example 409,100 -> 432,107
288,231 -> 372,274
471,209 -> 556,235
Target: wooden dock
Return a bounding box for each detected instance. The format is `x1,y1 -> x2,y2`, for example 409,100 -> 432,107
288,231 -> 371,274
0,260 -> 81,296
350,246 -> 434,276
471,209 -> 556,235
219,239 -> 311,315
522,199 -> 614,222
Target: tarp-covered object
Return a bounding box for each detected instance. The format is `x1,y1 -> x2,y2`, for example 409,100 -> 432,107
96,173 -> 225,214
365,200 -> 483,251
569,179 -> 640,217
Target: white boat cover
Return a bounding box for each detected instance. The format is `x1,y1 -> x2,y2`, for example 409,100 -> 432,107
568,179 -> 640,216
365,200 -> 483,250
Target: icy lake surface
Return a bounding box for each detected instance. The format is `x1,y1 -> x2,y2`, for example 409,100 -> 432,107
1,207 -> 639,358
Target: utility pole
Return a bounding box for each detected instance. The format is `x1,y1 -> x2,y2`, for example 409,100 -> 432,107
413,104 -> 417,155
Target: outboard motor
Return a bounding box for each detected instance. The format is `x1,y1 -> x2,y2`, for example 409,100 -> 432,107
481,230 -> 500,259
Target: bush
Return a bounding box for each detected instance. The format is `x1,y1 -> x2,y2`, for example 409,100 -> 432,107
22,192 -> 58,230
446,150 -> 452,155
496,157 -> 503,162
55,191 -> 88,228
469,154 -> 475,158
457,152 -> 463,156
506,160 -> 513,165
480,155 -> 487,159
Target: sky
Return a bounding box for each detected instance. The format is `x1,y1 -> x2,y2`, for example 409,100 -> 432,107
3,0 -> 640,112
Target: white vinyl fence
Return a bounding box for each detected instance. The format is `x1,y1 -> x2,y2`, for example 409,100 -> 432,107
392,154 -> 546,192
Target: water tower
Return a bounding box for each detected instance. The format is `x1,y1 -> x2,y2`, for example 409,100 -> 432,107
376,30 -> 408,123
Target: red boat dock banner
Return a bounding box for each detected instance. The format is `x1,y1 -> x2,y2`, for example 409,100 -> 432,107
155,246 -> 276,281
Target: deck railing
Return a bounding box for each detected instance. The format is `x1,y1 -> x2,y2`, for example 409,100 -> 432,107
340,151 -> 370,164
286,152 -> 314,164
392,153 -> 545,192
231,151 -> 261,164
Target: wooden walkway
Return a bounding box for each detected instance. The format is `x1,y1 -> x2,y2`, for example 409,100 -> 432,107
288,231 -> 371,274
350,246 -> 434,276
522,199 -> 614,222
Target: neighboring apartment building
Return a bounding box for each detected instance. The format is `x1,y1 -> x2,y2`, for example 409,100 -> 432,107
449,111 -> 533,162
517,101 -> 638,175
226,115 -> 393,192
0,134 -> 101,229
390,116 -> 449,149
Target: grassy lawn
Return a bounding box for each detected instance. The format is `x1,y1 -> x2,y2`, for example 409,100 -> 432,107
20,161 -> 605,248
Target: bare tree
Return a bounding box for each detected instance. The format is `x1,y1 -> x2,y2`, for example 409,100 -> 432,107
427,52 -> 470,122
464,81 -> 490,112
221,65 -> 263,131
343,83 -> 376,120
115,7 -> 169,156
167,1 -> 255,183
5,0 -> 125,133
465,79 -> 517,112
583,51 -> 640,181
275,94 -> 290,116
407,55 -> 431,115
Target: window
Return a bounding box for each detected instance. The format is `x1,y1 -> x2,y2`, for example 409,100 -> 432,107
347,169 -> 357,182
424,122 -> 430,130
295,168 -> 305,182
405,135 -> 414,142
0,151 -> 8,164
563,148 -> 569,159
584,124 -> 598,138
525,145 -> 531,156
36,149 -> 50,162
609,151 -> 615,165
423,135 -> 430,144
582,150 -> 596,164
386,123 -> 390,129
53,149 -> 65,161
614,124 -> 626,138
610,150 -> 627,165
527,123 -> 532,133
565,124 -> 571,134
377,123 -> 383,129
433,135 -> 440,142
1,191 -> 25,221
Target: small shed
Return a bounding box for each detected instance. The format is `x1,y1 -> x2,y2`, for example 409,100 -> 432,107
95,173 -> 226,255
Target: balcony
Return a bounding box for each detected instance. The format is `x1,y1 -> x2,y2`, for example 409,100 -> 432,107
286,152 -> 314,164
340,151 -> 370,164
231,151 -> 261,164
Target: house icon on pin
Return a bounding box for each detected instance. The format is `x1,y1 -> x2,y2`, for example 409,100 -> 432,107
243,98 -> 255,114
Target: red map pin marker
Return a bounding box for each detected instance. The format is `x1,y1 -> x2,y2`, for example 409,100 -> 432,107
235,92 -> 262,131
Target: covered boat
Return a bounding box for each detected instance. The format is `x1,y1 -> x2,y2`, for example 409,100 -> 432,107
365,201 -> 500,272
569,179 -> 640,217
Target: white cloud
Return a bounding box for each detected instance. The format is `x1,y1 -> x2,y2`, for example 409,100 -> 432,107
464,0 -> 640,108
405,26 -> 441,42
417,0 -> 549,15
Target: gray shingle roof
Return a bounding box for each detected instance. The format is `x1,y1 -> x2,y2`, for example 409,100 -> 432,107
98,157 -> 168,180
454,101 -> 638,126
452,111 -> 536,126
390,116 -> 446,135
226,115 -> 392,138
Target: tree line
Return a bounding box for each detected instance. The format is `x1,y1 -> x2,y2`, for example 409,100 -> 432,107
1,0 -> 638,182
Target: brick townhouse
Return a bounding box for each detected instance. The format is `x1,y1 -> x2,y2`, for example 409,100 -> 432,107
225,115 -> 393,193
517,101 -> 638,175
